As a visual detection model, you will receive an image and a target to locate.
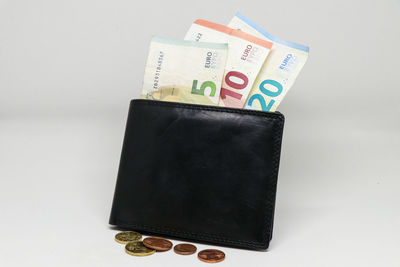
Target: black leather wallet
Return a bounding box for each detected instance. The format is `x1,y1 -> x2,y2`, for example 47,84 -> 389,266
109,99 -> 285,250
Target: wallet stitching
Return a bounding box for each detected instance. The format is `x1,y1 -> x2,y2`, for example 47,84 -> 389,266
117,99 -> 284,248
131,99 -> 284,122
262,116 -> 284,241
133,99 -> 283,242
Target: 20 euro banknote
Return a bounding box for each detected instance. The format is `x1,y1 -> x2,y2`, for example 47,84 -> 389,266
228,13 -> 309,111
184,20 -> 273,108
141,36 -> 228,105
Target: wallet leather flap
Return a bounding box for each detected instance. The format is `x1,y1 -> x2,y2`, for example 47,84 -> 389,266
110,99 -> 284,249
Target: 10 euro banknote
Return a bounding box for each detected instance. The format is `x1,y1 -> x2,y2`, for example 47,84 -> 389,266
185,19 -> 273,108
141,36 -> 228,105
228,13 -> 309,111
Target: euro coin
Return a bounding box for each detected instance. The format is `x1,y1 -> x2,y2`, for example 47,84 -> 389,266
173,243 -> 197,255
115,231 -> 142,244
198,249 -> 225,263
143,237 -> 173,252
125,241 -> 156,256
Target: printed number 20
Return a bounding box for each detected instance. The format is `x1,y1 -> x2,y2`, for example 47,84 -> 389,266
247,80 -> 283,111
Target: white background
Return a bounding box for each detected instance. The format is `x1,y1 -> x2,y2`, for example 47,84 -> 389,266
1,0 -> 399,266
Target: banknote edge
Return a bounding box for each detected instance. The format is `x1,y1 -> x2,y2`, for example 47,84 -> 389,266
194,19 -> 273,49
152,36 -> 228,50
235,12 -> 310,52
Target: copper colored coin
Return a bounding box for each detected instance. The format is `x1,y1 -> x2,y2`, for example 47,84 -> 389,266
173,243 -> 197,255
198,249 -> 225,263
143,237 -> 173,251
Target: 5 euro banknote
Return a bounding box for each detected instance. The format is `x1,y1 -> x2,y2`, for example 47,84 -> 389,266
141,36 -> 228,105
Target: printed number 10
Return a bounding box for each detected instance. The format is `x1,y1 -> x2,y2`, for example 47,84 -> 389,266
220,71 -> 249,100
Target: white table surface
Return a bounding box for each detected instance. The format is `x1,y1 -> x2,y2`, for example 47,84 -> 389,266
1,116 -> 399,266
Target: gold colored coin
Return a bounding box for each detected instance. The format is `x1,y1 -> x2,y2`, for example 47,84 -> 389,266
125,241 -> 156,256
115,231 -> 142,244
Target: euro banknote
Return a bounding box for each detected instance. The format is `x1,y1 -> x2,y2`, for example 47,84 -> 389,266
228,13 -> 309,111
141,36 -> 228,105
184,19 -> 273,108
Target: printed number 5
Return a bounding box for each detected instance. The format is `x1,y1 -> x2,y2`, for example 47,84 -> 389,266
191,80 -> 216,96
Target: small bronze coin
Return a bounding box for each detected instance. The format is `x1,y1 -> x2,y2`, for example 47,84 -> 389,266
143,237 -> 173,252
115,231 -> 142,244
173,243 -> 197,255
125,241 -> 156,256
198,249 -> 225,263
